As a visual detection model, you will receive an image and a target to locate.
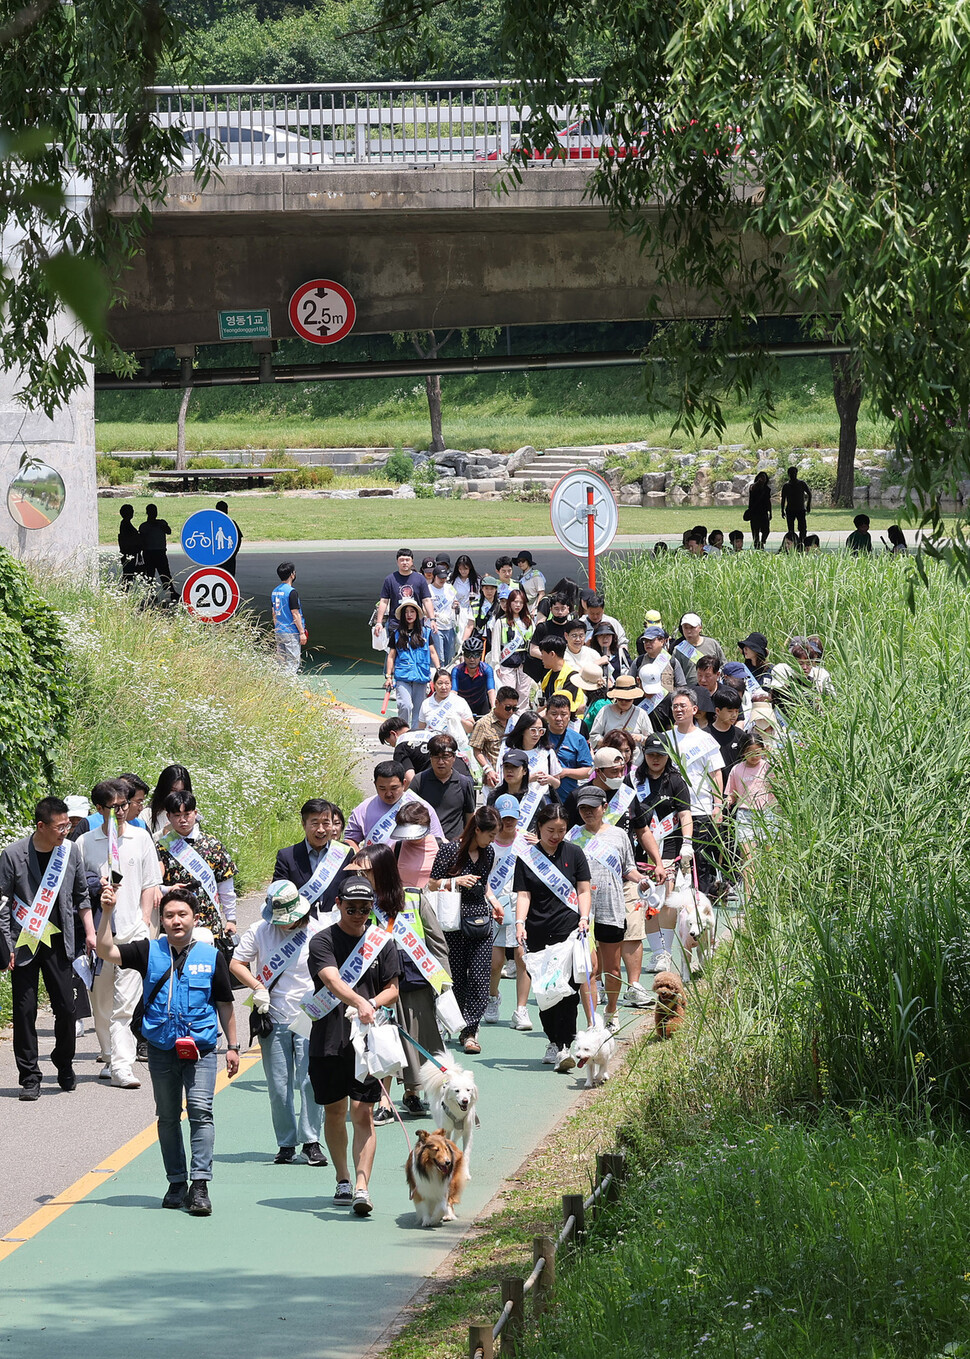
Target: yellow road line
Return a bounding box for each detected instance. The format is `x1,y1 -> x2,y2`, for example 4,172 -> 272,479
0,1048 -> 262,1264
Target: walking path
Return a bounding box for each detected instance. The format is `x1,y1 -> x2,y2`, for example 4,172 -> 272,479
0,660 -> 642,1359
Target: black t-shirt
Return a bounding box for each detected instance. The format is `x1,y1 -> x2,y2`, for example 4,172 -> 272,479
394,735 -> 432,777
634,767 -> 691,856
513,841 -> 591,942
531,618 -> 570,651
306,924 -> 401,1058
708,722 -> 745,773
115,939 -> 234,1001
411,769 -> 476,841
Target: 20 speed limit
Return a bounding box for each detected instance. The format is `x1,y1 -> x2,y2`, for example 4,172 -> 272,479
181,567 -> 241,623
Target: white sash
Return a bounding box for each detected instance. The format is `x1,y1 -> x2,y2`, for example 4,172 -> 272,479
298,924 -> 394,1023
499,625 -> 528,664
362,790 -> 420,848
251,926 -> 309,988
522,844 -> 579,913
674,639 -> 703,665
373,903 -> 449,993
516,784 -> 544,831
670,731 -> 709,773
14,841 -> 71,952
566,826 -> 624,879
159,831 -> 219,907
423,698 -> 455,734
605,783 -> 637,824
107,809 -> 122,879
488,836 -> 527,895
302,840 -> 352,905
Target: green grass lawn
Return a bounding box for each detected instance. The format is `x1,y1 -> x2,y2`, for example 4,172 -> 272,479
96,496 -> 916,544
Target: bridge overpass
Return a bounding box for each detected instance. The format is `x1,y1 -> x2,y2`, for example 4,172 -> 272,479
108,82 -> 786,358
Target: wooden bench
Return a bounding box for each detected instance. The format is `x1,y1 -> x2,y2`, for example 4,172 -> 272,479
147,467 -> 289,491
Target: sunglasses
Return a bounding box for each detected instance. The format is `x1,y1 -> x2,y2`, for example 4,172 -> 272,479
343,906 -> 372,918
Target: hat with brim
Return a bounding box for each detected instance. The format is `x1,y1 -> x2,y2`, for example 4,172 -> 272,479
66,794 -> 90,818
389,819 -> 431,841
493,794 -> 520,818
592,622 -> 617,639
606,676 -> 645,702
502,749 -> 530,768
748,701 -> 782,733
593,746 -> 626,769
681,612 -> 702,628
338,875 -> 377,904
738,631 -> 769,657
266,878 -> 310,926
641,734 -> 671,758
481,575 -> 501,588
576,786 -> 609,808
394,599 -> 424,622
692,685 -> 715,713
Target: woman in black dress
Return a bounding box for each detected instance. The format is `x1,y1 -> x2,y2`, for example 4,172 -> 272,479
746,471 -> 773,549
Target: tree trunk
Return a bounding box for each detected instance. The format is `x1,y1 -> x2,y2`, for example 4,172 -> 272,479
830,353 -> 862,509
425,372 -> 445,452
176,385 -> 194,471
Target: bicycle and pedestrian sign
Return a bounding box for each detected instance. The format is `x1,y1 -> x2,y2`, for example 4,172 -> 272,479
181,567 -> 240,623
181,510 -> 238,568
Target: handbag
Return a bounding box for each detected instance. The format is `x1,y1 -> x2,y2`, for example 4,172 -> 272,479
742,509 -> 751,522
460,912 -> 492,940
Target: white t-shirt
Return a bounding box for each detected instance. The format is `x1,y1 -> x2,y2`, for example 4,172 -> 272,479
429,581 -> 459,633
590,704 -> 653,745
78,823 -> 161,942
668,726 -> 725,815
234,916 -> 327,1024
419,693 -> 474,747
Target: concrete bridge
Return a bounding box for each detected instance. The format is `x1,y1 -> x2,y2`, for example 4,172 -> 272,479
108,83 -> 785,355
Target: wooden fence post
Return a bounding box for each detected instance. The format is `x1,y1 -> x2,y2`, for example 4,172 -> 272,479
532,1236 -> 555,1315
597,1151 -> 626,1201
501,1277 -> 525,1353
468,1322 -> 493,1359
562,1192 -> 586,1243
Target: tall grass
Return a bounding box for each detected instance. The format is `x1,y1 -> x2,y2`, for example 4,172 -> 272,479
604,551 -> 970,1115
37,575 -> 360,889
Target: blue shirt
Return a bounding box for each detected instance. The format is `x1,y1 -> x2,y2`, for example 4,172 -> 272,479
451,661 -> 495,716
271,582 -> 300,635
546,727 -> 593,801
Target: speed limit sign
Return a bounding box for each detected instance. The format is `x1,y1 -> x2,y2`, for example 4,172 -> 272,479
288,279 -> 356,345
181,567 -> 241,623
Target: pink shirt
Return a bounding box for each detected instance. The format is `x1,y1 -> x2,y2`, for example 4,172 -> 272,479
396,835 -> 439,889
725,758 -> 774,811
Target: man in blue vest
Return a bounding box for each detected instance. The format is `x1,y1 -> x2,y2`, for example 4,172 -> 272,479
96,885 -> 240,1215
272,561 -> 307,676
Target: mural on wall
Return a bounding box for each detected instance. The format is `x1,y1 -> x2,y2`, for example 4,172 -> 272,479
6,461 -> 66,529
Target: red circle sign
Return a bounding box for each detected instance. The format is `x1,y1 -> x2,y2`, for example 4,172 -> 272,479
181,567 -> 240,623
288,279 -> 356,345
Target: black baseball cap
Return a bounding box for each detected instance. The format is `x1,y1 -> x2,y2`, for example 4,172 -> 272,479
501,750 -> 530,768
421,557 -> 437,572
641,735 -> 671,757
338,876 -> 376,903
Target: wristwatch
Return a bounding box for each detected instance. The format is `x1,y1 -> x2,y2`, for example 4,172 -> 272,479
227,1044 -> 241,1052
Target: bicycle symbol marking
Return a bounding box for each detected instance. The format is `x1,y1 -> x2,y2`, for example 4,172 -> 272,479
185,530 -> 212,550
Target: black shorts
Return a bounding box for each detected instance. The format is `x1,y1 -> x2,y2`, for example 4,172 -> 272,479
308,1049 -> 382,1107
593,922 -> 626,945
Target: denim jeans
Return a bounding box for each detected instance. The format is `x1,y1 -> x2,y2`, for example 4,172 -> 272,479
147,1044 -> 218,1183
259,1021 -> 321,1147
394,678 -> 428,726
435,628 -> 457,665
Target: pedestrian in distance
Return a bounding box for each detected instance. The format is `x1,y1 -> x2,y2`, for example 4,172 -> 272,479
780,465 -> 813,545
231,880 -> 328,1167
450,634 -> 497,718
745,471 -> 773,549
428,560 -> 460,665
148,763 -> 193,838
306,875 -> 401,1216
0,797 -> 94,1100
374,548 -> 435,639
847,513 -> 874,554
272,561 -> 308,677
96,885 -> 239,1214
469,687 -> 521,788
384,601 -> 441,728
488,587 -> 535,712
138,503 -> 178,601
411,733 -> 477,842
214,500 -> 242,576
344,761 -> 444,852
515,550 -> 546,611
117,504 -> 144,587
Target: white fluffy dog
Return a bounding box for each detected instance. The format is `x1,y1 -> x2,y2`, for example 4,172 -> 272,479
667,884 -> 716,977
570,1019 -> 616,1088
419,1056 -> 479,1173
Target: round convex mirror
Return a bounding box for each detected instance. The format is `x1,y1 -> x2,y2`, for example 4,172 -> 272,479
6,462 -> 66,529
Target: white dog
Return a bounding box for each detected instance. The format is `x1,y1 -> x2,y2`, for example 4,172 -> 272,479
570,1019 -> 616,1088
419,1055 -> 479,1174
667,884 -> 716,977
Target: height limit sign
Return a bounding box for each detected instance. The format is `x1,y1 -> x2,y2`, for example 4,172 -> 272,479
288,279 -> 356,345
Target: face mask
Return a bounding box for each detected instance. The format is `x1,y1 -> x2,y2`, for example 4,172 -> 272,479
602,775 -> 624,790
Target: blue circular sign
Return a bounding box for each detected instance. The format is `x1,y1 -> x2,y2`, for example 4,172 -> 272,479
180,510 -> 239,567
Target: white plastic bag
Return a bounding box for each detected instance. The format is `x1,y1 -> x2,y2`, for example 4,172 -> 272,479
431,888 -> 461,932
435,987 -> 465,1036
528,935 -> 577,1011
369,609 -> 388,653
350,1013 -> 406,1081
572,932 -> 594,985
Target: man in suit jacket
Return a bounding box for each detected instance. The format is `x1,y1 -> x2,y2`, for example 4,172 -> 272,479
273,798 -> 348,915
0,796 -> 93,1099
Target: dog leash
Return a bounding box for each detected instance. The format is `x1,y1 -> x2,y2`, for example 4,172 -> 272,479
388,1023 -> 450,1073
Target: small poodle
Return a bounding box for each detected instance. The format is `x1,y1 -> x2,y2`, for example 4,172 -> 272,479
652,970 -> 686,1039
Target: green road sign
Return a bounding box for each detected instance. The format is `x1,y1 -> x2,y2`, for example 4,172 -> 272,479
218,309 -> 271,340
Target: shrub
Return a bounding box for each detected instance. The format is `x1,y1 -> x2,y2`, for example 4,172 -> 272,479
96,455 -> 129,486
272,465 -> 335,490
802,458 -> 836,494
384,449 -> 416,483
187,455 -> 228,469
412,461 -> 437,498
0,549 -> 71,833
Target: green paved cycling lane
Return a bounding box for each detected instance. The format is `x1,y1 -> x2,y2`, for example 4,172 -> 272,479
0,993 -> 595,1359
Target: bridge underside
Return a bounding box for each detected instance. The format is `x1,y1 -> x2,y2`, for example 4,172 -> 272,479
109,168 -> 795,351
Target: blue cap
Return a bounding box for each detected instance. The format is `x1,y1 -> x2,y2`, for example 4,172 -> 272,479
642,625 -> 668,640
494,794 -> 520,819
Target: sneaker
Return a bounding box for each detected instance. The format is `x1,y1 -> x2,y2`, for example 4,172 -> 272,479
652,952 -> 674,975
19,1081 -> 41,1102
402,1093 -> 428,1116
333,1180 -> 354,1205
136,1040 -> 149,1063
605,1014 -> 620,1035
302,1141 -> 329,1166
274,1146 -> 297,1164
373,1104 -> 395,1126
352,1188 -> 374,1217
58,1069 -> 77,1092
501,960 -> 517,979
511,1006 -> 533,1031
75,1018 -> 86,1038
110,1070 -> 141,1089
162,1181 -> 188,1209
185,1180 -> 212,1216
542,1042 -> 559,1065
623,982 -> 652,1008
99,1064 -> 112,1081
483,996 -> 501,1025
555,1048 -> 576,1073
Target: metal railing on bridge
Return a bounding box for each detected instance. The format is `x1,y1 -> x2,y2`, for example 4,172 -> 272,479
148,80 -> 599,168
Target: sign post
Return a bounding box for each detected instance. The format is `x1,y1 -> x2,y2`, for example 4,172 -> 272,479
549,468 -> 618,588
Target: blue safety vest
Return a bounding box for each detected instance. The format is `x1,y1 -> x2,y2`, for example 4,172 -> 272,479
271,581 -> 299,635
142,938 -> 220,1053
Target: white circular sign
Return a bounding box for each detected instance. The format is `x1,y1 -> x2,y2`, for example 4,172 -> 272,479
181,567 -> 241,623
288,278 -> 356,345
549,468 -> 619,558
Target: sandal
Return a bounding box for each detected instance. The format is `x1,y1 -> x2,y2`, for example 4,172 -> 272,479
462,1036 -> 482,1055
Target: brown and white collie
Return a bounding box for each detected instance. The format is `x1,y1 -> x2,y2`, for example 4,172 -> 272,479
405,1128 -> 468,1227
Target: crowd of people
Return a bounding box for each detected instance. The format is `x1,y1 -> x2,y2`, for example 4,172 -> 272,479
2,539 -> 834,1220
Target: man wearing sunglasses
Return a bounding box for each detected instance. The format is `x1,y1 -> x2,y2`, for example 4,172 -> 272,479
307,876 -> 401,1217
78,778 -> 161,1089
